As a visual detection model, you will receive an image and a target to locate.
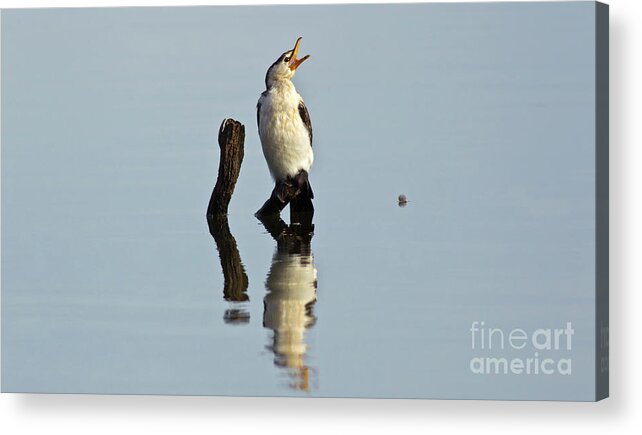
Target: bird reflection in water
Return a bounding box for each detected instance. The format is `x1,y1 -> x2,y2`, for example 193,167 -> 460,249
207,215 -> 250,325
258,213 -> 317,392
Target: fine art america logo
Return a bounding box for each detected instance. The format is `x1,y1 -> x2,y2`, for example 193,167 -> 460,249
469,321 -> 574,376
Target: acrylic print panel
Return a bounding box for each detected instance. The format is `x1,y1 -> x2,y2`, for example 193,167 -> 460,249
1,1 -> 608,400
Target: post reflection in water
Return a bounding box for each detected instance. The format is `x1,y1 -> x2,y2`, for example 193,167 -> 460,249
258,214 -> 318,392
207,215 -> 250,325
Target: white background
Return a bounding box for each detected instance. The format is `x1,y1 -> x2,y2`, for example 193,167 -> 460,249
0,0 -> 639,433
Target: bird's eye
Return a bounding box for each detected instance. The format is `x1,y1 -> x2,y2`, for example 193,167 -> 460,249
284,56 -> 290,63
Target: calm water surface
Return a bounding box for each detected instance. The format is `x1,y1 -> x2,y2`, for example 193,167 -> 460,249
2,3 -> 597,399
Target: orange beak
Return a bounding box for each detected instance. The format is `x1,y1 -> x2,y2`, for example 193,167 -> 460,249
289,37 -> 310,71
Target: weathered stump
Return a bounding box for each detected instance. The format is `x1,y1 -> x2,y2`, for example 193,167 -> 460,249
207,118 -> 249,314
207,118 -> 245,217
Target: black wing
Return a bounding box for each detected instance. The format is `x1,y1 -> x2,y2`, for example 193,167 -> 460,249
256,101 -> 261,129
298,100 -> 313,146
257,91 -> 268,131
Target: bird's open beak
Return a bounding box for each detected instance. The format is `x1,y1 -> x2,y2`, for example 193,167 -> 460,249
289,37 -> 310,71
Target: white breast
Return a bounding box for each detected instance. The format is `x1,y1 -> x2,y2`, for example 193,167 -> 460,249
258,82 -> 313,181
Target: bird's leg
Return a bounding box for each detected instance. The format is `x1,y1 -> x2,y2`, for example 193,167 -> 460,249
289,171 -> 314,222
255,173 -> 314,218
290,195 -> 314,224
255,181 -> 291,217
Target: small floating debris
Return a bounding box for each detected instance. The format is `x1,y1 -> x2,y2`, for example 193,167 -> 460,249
398,194 -> 408,207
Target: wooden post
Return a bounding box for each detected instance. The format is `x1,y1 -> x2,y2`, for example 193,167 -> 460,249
207,118 -> 249,316
207,118 -> 245,217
